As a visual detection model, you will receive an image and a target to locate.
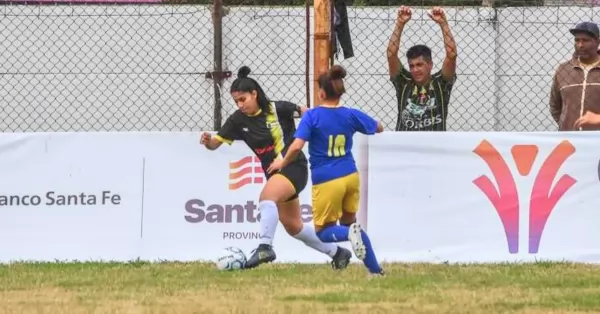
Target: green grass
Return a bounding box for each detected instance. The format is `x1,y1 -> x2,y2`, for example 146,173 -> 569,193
0,261 -> 599,313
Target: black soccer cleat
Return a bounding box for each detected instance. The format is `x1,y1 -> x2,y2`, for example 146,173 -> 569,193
244,244 -> 276,269
331,246 -> 352,270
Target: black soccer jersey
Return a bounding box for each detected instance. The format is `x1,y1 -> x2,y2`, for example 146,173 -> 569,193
392,68 -> 457,131
215,101 -> 308,174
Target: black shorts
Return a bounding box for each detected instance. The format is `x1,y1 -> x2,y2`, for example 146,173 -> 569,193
275,160 -> 308,202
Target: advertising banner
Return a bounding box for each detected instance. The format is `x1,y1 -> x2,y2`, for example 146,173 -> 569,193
139,132 -> 366,263
366,132 -> 600,263
2,131 -> 599,264
0,133 -> 144,262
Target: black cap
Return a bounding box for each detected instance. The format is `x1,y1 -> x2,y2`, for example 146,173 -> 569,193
569,22 -> 600,38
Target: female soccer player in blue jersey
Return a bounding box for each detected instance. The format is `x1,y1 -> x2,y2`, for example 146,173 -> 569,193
267,65 -> 385,277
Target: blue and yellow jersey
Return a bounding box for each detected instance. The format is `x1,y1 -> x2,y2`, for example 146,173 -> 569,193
294,106 -> 378,185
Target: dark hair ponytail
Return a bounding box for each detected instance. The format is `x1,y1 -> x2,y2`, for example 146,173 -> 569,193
230,66 -> 271,113
317,65 -> 347,101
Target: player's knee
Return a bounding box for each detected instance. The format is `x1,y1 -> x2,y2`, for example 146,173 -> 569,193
259,188 -> 287,204
318,221 -> 336,230
339,213 -> 356,227
281,217 -> 302,235
276,199 -> 303,235
314,223 -> 325,233
259,189 -> 280,203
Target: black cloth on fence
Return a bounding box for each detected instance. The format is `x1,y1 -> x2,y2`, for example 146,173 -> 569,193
332,0 -> 354,60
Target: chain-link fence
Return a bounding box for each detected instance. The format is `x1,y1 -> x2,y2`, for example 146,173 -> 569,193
0,5 -> 213,131
0,0 -> 598,132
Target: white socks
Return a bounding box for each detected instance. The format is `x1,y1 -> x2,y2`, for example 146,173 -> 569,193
293,224 -> 338,258
258,201 -> 338,258
258,200 -> 279,246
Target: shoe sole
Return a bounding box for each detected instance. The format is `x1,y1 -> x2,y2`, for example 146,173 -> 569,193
244,251 -> 276,269
348,223 -> 366,260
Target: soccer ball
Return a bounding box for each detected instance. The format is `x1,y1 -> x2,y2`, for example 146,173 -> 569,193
215,247 -> 247,271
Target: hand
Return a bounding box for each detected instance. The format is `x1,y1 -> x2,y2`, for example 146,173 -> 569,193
428,7 -> 447,25
574,111 -> 600,129
200,132 -> 212,146
267,159 -> 284,174
397,6 -> 411,24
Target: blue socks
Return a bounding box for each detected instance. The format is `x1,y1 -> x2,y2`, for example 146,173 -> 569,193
317,224 -> 382,274
317,225 -> 349,242
358,229 -> 382,274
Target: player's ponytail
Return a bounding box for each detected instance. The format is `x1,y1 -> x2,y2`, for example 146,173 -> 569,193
230,66 -> 271,113
318,65 -> 347,101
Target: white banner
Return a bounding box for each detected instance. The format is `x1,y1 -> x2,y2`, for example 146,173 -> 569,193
139,132 -> 366,263
0,133 -> 144,262
367,132 -> 600,263
0,132 -> 367,263
1,131 -> 599,264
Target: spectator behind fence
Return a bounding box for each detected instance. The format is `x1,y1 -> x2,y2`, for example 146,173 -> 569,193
550,22 -> 600,131
386,6 -> 457,132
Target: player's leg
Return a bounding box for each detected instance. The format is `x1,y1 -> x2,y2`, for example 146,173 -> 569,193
276,162 -> 351,270
315,173 -> 384,276
340,172 -> 384,276
278,197 -> 351,270
244,173 -> 295,269
314,177 -> 351,241
339,214 -> 384,276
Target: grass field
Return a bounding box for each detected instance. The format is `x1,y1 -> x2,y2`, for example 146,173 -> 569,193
1,261 -> 599,313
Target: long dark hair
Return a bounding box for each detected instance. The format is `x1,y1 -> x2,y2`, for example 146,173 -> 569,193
317,65 -> 347,101
230,66 -> 271,113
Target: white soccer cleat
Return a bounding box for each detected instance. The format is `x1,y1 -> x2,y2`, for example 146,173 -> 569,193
348,223 -> 367,260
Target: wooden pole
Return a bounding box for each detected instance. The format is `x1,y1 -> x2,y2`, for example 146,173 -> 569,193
211,0 -> 224,130
305,0 -> 311,108
313,0 -> 330,107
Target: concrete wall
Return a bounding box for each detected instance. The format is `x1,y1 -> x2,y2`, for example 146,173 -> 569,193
0,5 -> 595,132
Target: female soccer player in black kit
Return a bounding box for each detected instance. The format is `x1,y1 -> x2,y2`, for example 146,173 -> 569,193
200,66 -> 352,270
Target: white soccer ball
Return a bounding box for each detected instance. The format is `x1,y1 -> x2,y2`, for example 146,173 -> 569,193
215,247 -> 247,271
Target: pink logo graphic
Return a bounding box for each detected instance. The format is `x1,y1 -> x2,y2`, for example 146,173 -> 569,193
229,156 -> 264,190
473,140 -> 576,254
